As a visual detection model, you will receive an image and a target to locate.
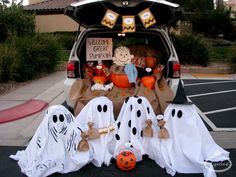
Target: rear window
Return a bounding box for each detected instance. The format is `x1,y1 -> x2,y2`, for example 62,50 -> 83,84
77,32 -> 170,60
76,30 -> 171,78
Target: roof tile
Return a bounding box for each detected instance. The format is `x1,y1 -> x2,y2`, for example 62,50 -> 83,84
24,0 -> 77,11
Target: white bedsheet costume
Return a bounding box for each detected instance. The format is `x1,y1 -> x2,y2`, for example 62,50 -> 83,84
10,105 -> 90,177
161,81 -> 230,177
74,96 -> 116,167
114,96 -> 166,168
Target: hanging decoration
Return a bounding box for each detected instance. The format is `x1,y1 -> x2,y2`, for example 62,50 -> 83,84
138,8 -> 156,28
101,9 -> 119,29
100,6 -> 157,32
122,16 -> 136,33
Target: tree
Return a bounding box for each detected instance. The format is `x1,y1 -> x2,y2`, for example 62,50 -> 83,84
172,0 -> 214,12
172,0 -> 232,38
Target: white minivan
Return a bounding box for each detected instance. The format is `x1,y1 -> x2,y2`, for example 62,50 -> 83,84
64,0 -> 182,111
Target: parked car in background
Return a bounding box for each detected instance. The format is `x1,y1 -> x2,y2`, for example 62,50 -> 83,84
64,0 -> 182,111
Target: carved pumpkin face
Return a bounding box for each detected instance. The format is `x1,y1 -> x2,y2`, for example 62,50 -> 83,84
116,150 -> 136,171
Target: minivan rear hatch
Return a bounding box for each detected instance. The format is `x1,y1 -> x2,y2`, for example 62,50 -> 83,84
65,0 -> 181,28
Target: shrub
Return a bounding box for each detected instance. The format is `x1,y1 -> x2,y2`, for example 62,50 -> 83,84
189,9 -> 231,38
53,32 -> 76,50
9,34 -> 66,82
0,4 -> 35,42
0,43 -> 16,82
0,23 -> 8,42
172,34 -> 209,66
230,46 -> 236,72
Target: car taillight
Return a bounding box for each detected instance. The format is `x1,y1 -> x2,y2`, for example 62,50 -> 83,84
168,61 -> 181,78
67,61 -> 76,78
173,63 -> 181,78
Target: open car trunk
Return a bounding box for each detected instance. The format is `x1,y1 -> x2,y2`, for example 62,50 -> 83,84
64,0 -> 182,28
64,0 -> 181,115
69,29 -> 176,116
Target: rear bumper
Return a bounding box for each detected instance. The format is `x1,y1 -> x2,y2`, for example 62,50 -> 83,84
168,78 -> 180,96
64,78 -> 76,108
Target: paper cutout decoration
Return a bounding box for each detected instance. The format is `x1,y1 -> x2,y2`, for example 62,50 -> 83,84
101,9 -> 119,29
122,16 -> 136,33
139,8 -> 156,28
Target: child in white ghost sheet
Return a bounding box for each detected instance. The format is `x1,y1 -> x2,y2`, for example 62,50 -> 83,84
114,96 -> 166,168
160,81 -> 230,177
10,105 -> 90,177
74,96 -> 116,167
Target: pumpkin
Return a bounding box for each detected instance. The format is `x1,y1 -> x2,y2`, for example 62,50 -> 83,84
111,73 -> 134,88
92,76 -> 107,84
94,63 -> 108,76
116,150 -> 136,171
153,64 -> 164,74
141,76 -> 156,89
145,57 -> 158,69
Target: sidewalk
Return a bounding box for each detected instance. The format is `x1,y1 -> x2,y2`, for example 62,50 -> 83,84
0,71 -> 236,148
0,71 -> 65,146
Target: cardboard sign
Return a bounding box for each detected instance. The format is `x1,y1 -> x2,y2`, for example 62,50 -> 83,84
86,38 -> 113,61
101,9 -> 119,29
122,16 -> 136,33
139,8 -> 156,28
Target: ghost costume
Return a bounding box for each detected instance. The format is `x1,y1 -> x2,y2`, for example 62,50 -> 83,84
74,96 -> 116,167
10,105 -> 90,177
114,96 -> 166,168
161,81 -> 230,177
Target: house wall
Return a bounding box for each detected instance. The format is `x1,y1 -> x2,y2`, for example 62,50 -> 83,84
35,14 -> 79,32
29,0 -> 44,4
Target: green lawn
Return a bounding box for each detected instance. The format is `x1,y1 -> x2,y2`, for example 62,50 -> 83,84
202,37 -> 236,63
208,45 -> 236,63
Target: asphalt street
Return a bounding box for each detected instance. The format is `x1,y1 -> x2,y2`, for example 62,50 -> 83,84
184,79 -> 236,131
1,146 -> 235,177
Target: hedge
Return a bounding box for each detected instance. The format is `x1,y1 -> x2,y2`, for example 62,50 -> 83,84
0,4 -> 35,42
171,34 -> 209,66
231,46 -> 236,72
0,34 -> 66,82
0,43 -> 16,82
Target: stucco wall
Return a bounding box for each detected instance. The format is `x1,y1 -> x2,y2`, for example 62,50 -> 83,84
35,14 -> 79,32
29,0 -> 44,5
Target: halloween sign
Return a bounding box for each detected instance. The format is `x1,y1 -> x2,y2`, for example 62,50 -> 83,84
138,8 -> 156,28
101,9 -> 119,29
122,16 -> 136,33
86,38 -> 113,61
101,8 -> 157,32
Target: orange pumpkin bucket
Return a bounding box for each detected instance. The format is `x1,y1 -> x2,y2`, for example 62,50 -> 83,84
116,150 -> 136,171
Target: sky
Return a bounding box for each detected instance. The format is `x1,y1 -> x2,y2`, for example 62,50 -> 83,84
7,0 -> 28,5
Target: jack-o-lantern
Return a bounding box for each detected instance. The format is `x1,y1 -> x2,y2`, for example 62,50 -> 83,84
145,57 -> 158,69
141,76 -> 156,89
116,150 -> 136,171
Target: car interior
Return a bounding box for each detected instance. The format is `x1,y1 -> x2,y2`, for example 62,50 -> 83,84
76,30 -> 170,80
